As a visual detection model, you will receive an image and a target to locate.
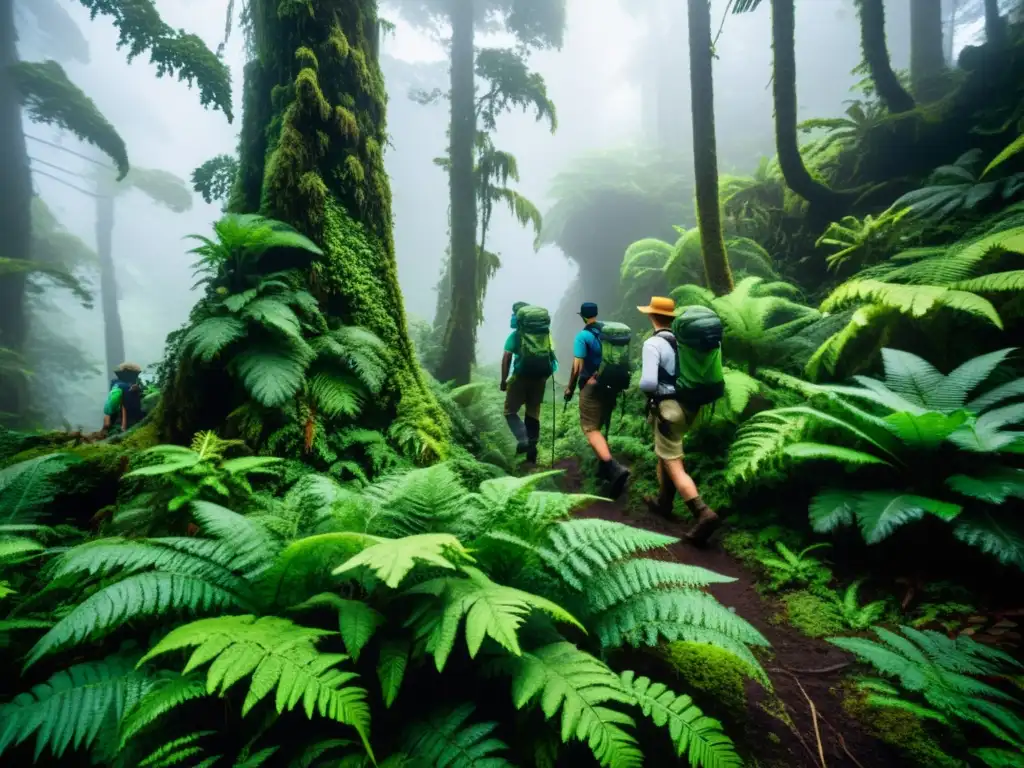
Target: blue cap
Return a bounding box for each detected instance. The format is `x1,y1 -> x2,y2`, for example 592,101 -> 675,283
579,302 -> 598,319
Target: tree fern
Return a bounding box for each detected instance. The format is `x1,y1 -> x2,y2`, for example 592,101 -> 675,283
402,704 -> 514,767
509,642 -> 642,768
621,671 -> 742,768
0,652 -> 151,761
138,615 -> 372,751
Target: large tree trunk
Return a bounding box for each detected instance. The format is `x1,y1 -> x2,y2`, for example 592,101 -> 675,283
160,0 -> 449,450
770,0 -> 849,213
686,0 -> 733,297
95,191 -> 124,373
984,0 -> 1006,47
436,0 -> 477,386
0,0 -> 32,423
856,0 -> 915,113
910,0 -> 946,101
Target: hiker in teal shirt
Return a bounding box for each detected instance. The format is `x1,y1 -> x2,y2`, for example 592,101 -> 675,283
500,302 -> 558,463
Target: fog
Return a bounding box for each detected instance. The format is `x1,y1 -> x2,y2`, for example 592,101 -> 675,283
21,0 -> 976,427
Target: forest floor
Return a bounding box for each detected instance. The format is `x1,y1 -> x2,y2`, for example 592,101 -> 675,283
555,459 -> 904,768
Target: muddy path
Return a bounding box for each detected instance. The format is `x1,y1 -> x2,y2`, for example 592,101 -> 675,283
554,459 -> 903,768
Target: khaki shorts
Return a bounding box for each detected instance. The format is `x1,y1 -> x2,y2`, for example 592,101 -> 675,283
504,375 -> 547,420
648,399 -> 692,460
579,381 -> 609,433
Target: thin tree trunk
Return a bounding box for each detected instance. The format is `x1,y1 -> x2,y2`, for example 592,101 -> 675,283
686,0 -> 733,297
95,191 -> 124,373
436,0 -> 477,385
770,0 -> 849,212
910,0 -> 946,101
856,0 -> 915,113
0,0 -> 33,423
945,0 -> 959,63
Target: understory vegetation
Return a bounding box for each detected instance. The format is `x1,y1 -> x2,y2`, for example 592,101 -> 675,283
3,0 -> 1024,766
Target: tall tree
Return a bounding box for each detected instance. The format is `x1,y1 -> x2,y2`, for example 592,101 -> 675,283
394,0 -> 565,386
0,0 -> 231,424
737,0 -> 849,213
910,0 -> 946,101
163,0 -> 450,455
687,0 -> 733,296
95,166 -> 193,373
856,0 -> 915,113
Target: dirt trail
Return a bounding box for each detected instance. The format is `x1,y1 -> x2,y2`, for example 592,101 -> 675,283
555,460 -> 903,768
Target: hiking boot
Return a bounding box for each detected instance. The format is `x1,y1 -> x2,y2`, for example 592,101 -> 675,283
524,416 -> 540,464
602,460 -> 630,500
684,496 -> 720,546
644,483 -> 676,519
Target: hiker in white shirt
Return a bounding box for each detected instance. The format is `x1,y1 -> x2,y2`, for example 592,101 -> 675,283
636,296 -> 720,545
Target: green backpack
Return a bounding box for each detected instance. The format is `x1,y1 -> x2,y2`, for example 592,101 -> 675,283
665,306 -> 725,410
514,305 -> 555,377
591,321 -> 633,391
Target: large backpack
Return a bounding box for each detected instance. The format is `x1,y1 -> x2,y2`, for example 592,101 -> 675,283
660,306 -> 725,410
589,321 -> 633,391
111,380 -> 144,426
514,305 -> 555,377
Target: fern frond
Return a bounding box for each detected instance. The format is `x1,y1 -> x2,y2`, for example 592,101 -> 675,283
586,559 -> 736,613
0,454 -> 74,525
138,730 -> 214,768
0,652 -> 150,761
289,592 -> 384,662
403,704 -> 513,767
510,642 -> 642,768
539,519 -> 677,590
139,615 -> 372,751
621,671 -> 742,768
119,673 -> 208,747
332,533 -> 474,589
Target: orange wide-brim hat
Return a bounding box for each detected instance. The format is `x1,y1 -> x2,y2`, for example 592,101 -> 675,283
636,296 -> 680,316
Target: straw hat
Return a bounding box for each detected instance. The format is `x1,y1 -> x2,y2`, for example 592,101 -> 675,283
636,296 -> 679,316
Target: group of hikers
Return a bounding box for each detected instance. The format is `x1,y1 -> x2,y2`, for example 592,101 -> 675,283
500,296 -> 723,546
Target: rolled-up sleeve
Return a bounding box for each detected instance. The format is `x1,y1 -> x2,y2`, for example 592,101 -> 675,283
638,341 -> 660,394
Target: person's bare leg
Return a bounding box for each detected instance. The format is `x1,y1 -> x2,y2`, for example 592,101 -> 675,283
586,429 -> 612,461
663,457 -> 718,544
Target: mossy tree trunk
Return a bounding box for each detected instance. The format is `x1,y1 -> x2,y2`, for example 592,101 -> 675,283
686,0 -> 733,297
181,0 -> 449,448
95,190 -> 125,374
910,0 -> 946,101
856,0 -> 915,114
984,0 -> 1006,48
0,0 -> 33,423
770,0 -> 849,214
436,0 -> 478,386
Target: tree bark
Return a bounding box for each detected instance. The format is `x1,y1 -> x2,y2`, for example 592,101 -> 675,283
856,0 -> 915,113
770,0 -> 849,213
436,0 -> 477,385
95,191 -> 124,374
161,0 -> 450,451
686,0 -> 733,297
910,0 -> 946,101
0,0 -> 33,423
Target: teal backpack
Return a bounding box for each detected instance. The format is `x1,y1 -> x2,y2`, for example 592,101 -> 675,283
590,321 -> 633,391
514,305 -> 555,377
662,306 -> 725,410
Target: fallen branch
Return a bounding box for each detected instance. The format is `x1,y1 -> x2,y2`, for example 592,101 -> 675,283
792,675 -> 828,767
781,661 -> 852,675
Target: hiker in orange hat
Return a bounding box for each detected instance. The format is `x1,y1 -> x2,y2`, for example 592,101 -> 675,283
636,296 -> 721,545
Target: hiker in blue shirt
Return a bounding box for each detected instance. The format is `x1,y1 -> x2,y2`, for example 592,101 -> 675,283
500,302 -> 558,464
563,302 -> 630,498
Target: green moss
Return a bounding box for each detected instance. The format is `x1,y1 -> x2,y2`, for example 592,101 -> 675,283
841,683 -> 961,768
661,641 -> 749,725
776,590 -> 844,638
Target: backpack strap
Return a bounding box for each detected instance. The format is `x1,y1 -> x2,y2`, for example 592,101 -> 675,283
653,330 -> 677,388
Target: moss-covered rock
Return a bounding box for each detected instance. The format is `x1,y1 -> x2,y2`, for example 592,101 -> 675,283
660,641 -> 750,725
776,589 -> 845,638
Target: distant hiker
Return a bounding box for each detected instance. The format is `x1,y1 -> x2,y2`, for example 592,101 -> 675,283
101,362 -> 144,436
501,302 -> 557,464
637,296 -> 724,545
564,302 -> 630,499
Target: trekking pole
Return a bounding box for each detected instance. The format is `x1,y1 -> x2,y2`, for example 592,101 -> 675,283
551,376 -> 556,467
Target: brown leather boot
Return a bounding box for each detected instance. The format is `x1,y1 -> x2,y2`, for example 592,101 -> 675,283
644,483 -> 676,519
684,496 -> 719,546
